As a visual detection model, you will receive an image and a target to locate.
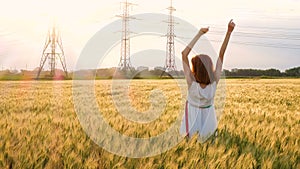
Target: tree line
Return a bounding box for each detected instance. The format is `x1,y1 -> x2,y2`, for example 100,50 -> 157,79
223,67 -> 300,77
0,66 -> 299,80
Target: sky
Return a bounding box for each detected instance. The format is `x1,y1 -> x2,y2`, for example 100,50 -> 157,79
0,0 -> 299,72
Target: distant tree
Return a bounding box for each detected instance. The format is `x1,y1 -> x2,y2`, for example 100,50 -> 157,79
285,67 -> 300,77
264,69 -> 282,76
223,69 -> 231,76
223,68 -> 284,77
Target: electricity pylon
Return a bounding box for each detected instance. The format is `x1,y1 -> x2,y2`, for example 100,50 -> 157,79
36,24 -> 68,79
116,0 -> 136,72
161,0 -> 178,77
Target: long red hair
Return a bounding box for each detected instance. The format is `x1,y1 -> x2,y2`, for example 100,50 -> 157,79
191,54 -> 215,85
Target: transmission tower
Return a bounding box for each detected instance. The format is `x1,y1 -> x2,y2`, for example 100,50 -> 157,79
116,0 -> 135,72
36,24 -> 68,79
160,0 -> 178,78
165,0 -> 177,73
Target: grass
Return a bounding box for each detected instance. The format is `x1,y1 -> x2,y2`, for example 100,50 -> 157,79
0,79 -> 299,168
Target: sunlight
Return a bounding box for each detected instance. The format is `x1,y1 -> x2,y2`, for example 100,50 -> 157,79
0,0 -> 299,71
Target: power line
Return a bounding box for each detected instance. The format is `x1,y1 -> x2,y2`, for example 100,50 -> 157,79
174,22 -> 300,49
209,31 -> 300,41
207,39 -> 300,50
211,28 -> 300,36
211,25 -> 300,31
200,25 -> 300,34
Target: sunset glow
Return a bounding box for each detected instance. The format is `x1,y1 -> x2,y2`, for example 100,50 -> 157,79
0,0 -> 299,71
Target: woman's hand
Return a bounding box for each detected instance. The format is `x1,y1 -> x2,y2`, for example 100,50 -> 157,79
228,19 -> 235,33
200,27 -> 209,34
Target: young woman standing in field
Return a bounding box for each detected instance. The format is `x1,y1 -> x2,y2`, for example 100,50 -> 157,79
180,20 -> 235,142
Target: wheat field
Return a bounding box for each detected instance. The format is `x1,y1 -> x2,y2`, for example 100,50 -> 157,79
0,79 -> 299,168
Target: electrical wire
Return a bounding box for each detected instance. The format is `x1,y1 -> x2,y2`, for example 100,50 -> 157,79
174,23 -> 300,50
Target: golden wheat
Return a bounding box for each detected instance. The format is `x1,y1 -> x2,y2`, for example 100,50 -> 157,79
0,79 -> 299,168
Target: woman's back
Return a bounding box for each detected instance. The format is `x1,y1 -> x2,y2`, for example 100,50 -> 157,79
180,81 -> 218,142
188,81 -> 217,108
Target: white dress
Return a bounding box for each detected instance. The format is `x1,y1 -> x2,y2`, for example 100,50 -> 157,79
180,81 -> 218,143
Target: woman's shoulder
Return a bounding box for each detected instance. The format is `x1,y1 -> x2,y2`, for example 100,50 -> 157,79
191,81 -> 217,90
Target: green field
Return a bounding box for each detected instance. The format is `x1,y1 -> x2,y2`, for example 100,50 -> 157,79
0,79 -> 299,168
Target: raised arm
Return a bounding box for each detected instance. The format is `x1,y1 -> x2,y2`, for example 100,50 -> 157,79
215,20 -> 235,83
182,28 -> 209,88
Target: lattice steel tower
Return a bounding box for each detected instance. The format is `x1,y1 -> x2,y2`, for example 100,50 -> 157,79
117,0 -> 135,71
164,0 -> 177,72
36,24 -> 68,79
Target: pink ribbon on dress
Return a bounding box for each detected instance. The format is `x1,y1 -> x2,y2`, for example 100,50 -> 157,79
185,101 -> 189,137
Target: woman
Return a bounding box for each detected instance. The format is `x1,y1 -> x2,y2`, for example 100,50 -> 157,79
180,20 -> 235,142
